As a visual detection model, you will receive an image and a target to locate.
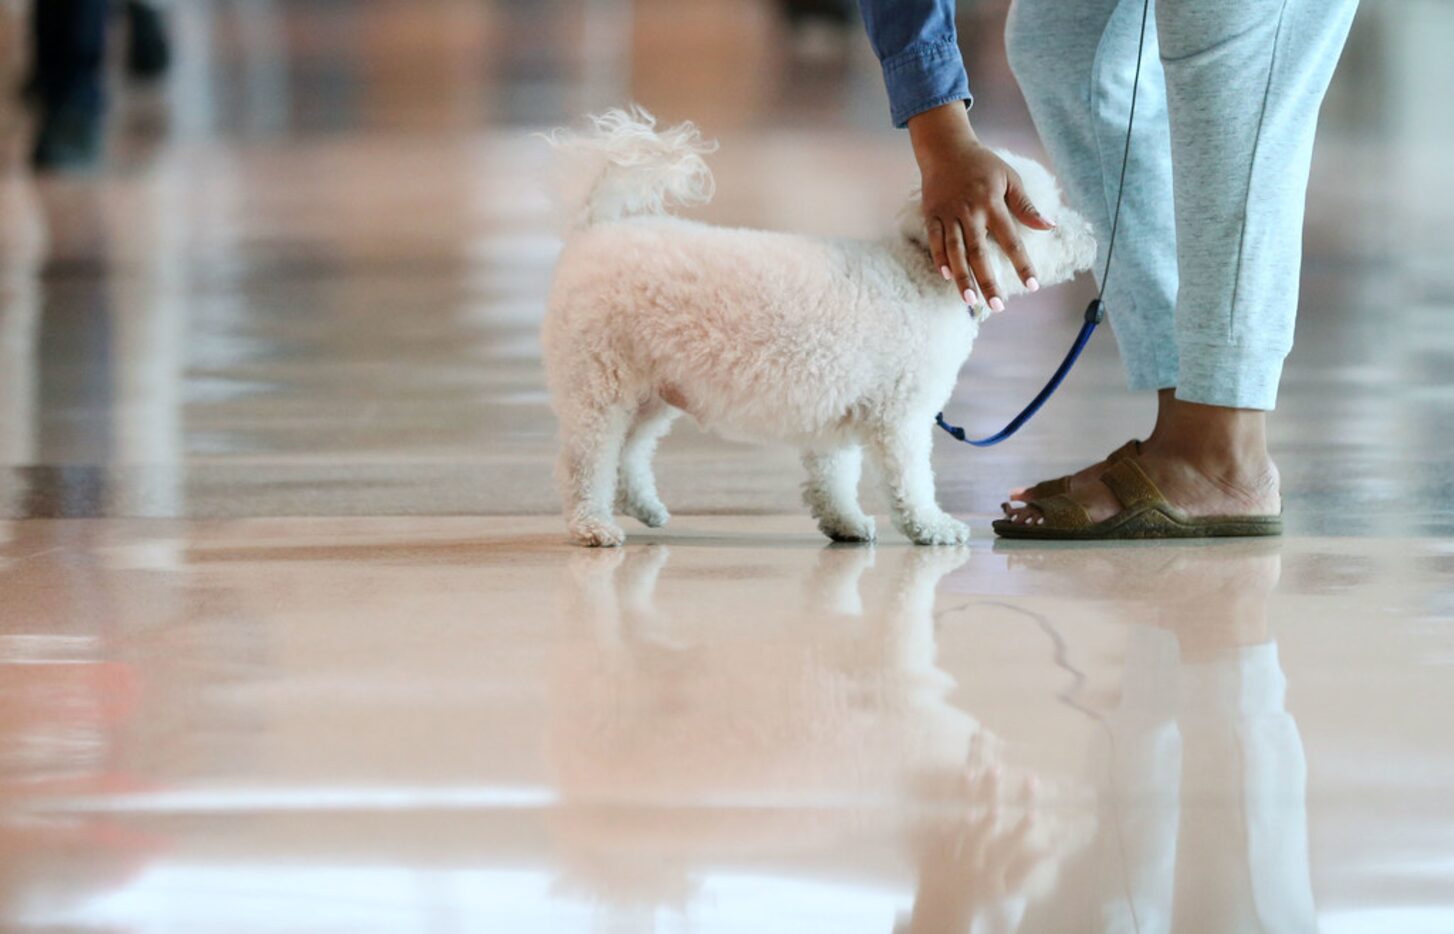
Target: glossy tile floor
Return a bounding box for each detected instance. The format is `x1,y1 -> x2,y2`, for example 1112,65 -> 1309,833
1,1 -> 1452,931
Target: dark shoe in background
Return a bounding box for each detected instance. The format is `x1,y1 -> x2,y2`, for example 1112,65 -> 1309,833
125,1 -> 171,81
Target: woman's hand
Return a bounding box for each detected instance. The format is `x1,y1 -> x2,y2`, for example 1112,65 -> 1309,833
907,102 -> 1055,312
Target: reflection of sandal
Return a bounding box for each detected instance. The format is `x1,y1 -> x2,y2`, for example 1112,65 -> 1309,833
993,457 -> 1283,541
1008,439 -> 1141,505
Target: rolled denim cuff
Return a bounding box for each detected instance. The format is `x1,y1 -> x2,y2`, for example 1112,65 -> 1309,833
1176,342 -> 1288,411
881,38 -> 972,128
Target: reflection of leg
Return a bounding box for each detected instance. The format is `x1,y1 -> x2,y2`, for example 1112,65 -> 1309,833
801,444 -> 874,543
565,546 -> 671,652
804,544 -> 875,617
565,549 -> 624,651
1096,625 -> 1181,934
1174,641 -> 1314,931
882,548 -> 969,672
616,546 -> 673,647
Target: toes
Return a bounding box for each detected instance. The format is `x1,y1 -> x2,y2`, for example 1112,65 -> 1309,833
1004,505 -> 1043,525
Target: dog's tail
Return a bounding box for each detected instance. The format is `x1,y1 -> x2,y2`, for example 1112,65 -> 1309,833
542,105 -> 717,228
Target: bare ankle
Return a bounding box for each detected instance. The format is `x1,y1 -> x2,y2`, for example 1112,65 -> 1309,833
1152,397 -> 1268,466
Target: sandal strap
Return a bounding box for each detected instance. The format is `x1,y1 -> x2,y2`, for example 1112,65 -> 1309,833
1028,493 -> 1095,529
1033,476 -> 1071,498
1098,458 -> 1167,511
1023,441 -> 1138,501
1107,439 -> 1142,463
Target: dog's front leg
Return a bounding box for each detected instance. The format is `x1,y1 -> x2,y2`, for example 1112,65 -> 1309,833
867,422 -> 970,546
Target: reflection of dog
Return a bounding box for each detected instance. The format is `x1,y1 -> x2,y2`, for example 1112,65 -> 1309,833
543,107 -> 1097,547
548,545 -> 1092,923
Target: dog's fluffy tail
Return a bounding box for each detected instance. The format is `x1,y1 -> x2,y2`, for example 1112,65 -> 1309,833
543,105 -> 717,228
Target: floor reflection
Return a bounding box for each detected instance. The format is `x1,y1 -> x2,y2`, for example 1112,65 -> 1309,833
1004,542 -> 1314,933
0,0 -> 1449,926
0,518 -> 1446,930
539,539 -> 1316,932
550,545 -> 1091,931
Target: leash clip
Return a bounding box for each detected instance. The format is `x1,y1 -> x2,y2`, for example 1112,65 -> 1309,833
1085,299 -> 1106,325
934,413 -> 966,441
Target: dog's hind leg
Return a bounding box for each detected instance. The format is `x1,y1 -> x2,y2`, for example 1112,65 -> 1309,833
617,397 -> 679,528
802,445 -> 876,543
558,398 -> 633,547
866,423 -> 970,545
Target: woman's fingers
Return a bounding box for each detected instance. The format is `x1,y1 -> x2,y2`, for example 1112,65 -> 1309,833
926,216 -> 952,282
1005,173 -> 1056,231
959,211 -> 1004,313
942,214 -> 979,307
988,208 -> 1039,291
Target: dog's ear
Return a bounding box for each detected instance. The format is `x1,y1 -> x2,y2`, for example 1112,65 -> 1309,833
896,185 -> 928,247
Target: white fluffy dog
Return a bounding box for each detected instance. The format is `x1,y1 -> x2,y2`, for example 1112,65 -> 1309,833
543,107 -> 1095,547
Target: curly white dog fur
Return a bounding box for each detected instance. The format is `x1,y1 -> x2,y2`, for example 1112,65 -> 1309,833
543,107 -> 1095,547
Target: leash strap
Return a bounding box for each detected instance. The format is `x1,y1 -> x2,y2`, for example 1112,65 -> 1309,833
935,299 -> 1104,447
935,0 -> 1152,448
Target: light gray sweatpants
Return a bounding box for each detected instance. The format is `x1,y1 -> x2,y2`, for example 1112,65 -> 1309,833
1005,0 -> 1358,410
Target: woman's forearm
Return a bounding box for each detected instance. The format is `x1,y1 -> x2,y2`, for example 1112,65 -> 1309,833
908,101 -> 980,166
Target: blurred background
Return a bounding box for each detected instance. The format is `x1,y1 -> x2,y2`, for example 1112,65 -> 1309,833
0,0 -> 1450,527
1,3 -> 1453,932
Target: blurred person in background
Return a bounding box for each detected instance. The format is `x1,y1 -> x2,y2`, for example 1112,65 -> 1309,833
858,0 -> 1357,540
27,0 -> 170,171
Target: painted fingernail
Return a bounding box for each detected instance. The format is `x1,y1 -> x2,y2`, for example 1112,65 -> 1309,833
963,288 -> 976,306
989,297 -> 1005,314
1026,277 -> 1040,292
940,265 -> 952,281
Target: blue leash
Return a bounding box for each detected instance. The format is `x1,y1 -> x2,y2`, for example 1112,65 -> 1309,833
935,298 -> 1105,447
934,0 -> 1151,448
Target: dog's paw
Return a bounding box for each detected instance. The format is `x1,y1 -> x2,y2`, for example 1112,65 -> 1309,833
904,514 -> 971,546
818,514 -> 876,544
624,499 -> 671,528
569,517 -> 627,548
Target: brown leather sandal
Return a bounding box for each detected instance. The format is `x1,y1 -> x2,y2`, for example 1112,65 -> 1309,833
993,456 -> 1283,540
1007,439 -> 1142,505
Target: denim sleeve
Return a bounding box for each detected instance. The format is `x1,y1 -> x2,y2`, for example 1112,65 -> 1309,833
857,0 -> 972,128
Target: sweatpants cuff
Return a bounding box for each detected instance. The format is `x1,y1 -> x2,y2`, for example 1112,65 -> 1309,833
1124,356 -> 1180,394
1176,343 -> 1287,411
